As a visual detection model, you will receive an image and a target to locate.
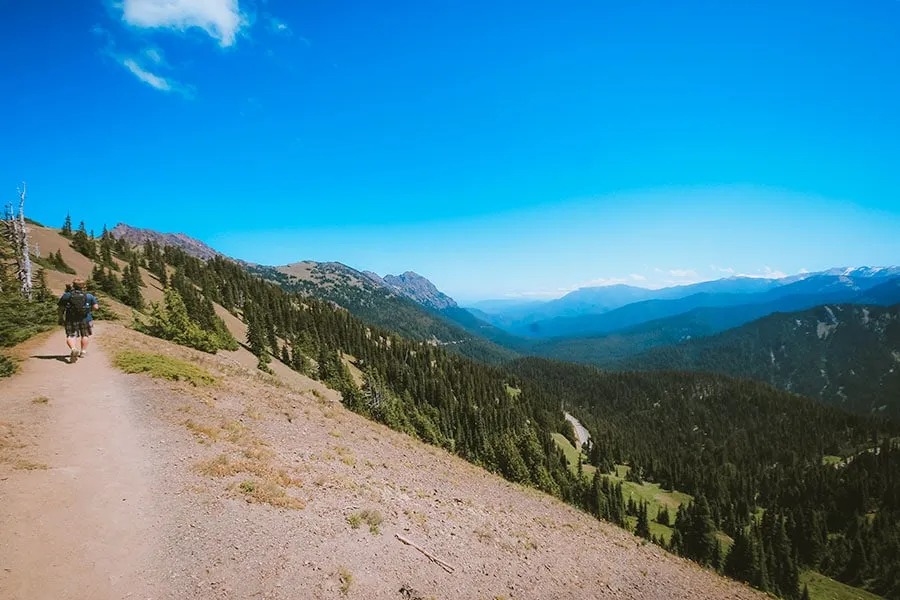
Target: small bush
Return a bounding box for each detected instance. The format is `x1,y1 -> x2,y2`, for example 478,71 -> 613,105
31,250 -> 75,275
0,354 -> 15,378
112,350 -> 216,386
338,567 -> 353,596
347,509 -> 383,534
234,478 -> 304,509
135,288 -> 234,354
0,294 -> 58,348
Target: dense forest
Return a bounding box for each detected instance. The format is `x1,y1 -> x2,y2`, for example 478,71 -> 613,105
13,217 -> 900,599
249,263 -> 518,365
617,303 -> 900,418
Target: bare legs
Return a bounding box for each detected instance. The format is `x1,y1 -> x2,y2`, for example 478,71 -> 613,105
66,334 -> 90,362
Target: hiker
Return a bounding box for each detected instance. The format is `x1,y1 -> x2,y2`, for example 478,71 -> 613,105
58,278 -> 99,363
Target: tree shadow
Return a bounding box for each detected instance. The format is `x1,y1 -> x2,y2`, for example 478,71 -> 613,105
31,354 -> 71,364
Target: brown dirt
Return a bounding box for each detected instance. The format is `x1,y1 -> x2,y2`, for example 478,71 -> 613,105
0,321 -> 768,600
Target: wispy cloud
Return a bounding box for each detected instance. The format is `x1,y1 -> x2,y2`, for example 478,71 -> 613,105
264,13 -> 292,35
122,58 -> 171,90
668,268 -> 698,278
710,264 -> 735,275
735,266 -> 787,279
121,0 -> 247,47
142,46 -> 164,64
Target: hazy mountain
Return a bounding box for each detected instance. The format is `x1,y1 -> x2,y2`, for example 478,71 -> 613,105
466,298 -> 548,314
518,268 -> 900,339
618,303 -> 900,418
471,276 -> 787,329
110,223 -> 224,261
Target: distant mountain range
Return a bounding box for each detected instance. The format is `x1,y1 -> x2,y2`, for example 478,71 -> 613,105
617,303 -> 900,418
472,267 -> 900,339
108,222 -> 900,418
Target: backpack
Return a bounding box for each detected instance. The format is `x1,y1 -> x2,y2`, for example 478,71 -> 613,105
67,290 -> 89,320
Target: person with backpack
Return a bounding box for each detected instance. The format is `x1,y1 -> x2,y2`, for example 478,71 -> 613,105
57,278 -> 99,363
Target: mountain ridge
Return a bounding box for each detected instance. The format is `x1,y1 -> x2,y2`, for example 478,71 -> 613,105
618,302 -> 900,418
110,223 -> 225,262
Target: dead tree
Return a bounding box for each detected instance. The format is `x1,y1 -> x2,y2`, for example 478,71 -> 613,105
2,183 -> 33,300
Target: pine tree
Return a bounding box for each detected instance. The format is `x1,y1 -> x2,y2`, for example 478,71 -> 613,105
61,213 -> 72,237
635,501 -> 651,539
245,302 -> 271,369
657,505 -> 670,526
725,527 -> 755,583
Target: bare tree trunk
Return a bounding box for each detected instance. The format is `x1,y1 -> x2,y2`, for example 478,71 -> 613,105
18,184 -> 33,300
2,182 -> 33,300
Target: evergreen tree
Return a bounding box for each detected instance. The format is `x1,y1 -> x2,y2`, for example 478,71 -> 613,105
725,527 -> 755,584
245,302 -> 271,368
635,501 -> 651,540
60,213 -> 72,237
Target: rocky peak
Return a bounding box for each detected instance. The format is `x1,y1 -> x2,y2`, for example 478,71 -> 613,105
381,271 -> 458,310
109,223 -> 224,261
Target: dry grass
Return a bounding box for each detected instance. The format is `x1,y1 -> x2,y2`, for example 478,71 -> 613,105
404,509 -> 428,530
14,459 -> 49,470
183,419 -> 246,445
195,453 -> 300,488
338,566 -> 353,596
31,396 -> 50,404
335,446 -> 356,466
184,419 -> 221,444
233,479 -> 305,510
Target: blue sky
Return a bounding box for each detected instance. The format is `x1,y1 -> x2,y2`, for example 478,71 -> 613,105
2,1 -> 900,302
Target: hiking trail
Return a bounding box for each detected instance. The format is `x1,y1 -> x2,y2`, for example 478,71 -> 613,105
0,323 -> 165,600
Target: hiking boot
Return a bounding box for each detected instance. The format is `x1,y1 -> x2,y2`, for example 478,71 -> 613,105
70,348 -> 79,363
79,350 -> 87,358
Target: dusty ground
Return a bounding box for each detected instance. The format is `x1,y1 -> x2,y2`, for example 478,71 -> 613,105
0,320 -> 767,600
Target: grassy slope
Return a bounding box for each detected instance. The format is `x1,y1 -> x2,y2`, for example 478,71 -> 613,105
800,571 -> 884,600
553,435 -> 881,598
552,435 -> 694,545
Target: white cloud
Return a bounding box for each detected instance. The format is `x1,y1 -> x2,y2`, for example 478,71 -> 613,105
266,14 -> 291,35
121,57 -> 171,90
142,46 -> 164,64
629,273 -> 646,281
119,55 -> 192,96
669,268 -> 698,278
734,266 -> 788,279
121,0 -> 247,47
710,265 -> 735,275
581,278 -> 628,287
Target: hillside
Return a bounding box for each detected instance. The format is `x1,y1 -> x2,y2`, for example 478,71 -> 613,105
6,219 -> 898,599
618,303 -> 900,418
2,324 -> 771,600
109,223 -> 519,364
258,261 -> 518,364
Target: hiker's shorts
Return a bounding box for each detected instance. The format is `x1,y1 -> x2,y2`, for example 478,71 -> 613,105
64,319 -> 93,338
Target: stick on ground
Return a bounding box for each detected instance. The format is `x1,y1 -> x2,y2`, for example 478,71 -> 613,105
394,533 -> 456,574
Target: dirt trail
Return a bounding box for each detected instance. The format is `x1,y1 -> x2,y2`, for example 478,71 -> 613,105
0,324 -> 166,600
